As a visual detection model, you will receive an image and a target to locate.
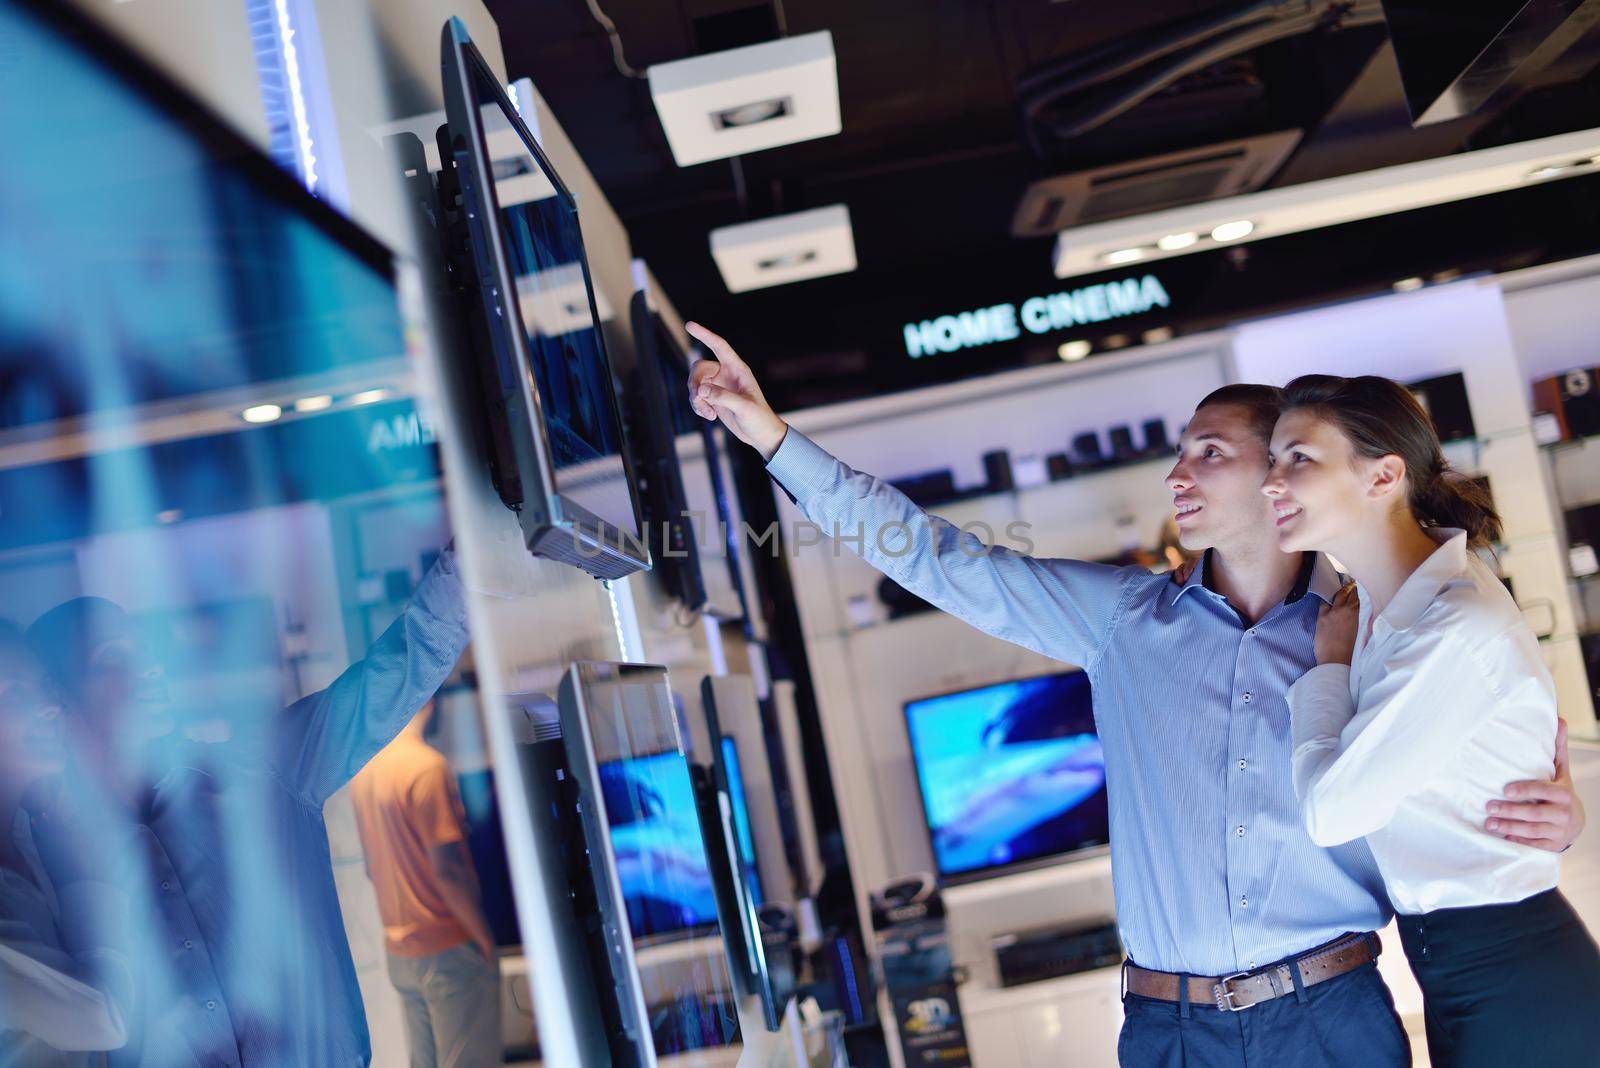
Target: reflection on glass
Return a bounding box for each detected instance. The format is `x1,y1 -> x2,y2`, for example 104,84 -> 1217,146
720,736 -> 764,906
472,74 -> 636,536
905,672 -> 1109,880
0,2 -> 475,1064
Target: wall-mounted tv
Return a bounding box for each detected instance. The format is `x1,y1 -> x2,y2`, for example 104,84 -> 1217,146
557,662 -> 741,1065
699,677 -> 789,1031
624,288 -> 749,620
903,671 -> 1108,884
440,19 -> 647,580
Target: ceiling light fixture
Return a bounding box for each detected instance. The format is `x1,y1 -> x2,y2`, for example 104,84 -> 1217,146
294,394 -> 334,412
350,389 -> 388,406
241,403 -> 283,424
1210,219 -> 1255,242
1392,276 -> 1425,292
1101,247 -> 1146,265
713,98 -> 791,129
1058,340 -> 1092,361
1142,326 -> 1175,344
755,249 -> 818,271
1157,232 -> 1199,251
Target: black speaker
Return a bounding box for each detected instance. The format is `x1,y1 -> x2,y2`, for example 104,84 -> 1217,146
1071,432 -> 1105,468
1046,452 -> 1074,481
1108,425 -> 1137,462
1142,418 -> 1170,456
982,449 -> 1014,493
1406,372 -> 1476,443
890,470 -> 957,507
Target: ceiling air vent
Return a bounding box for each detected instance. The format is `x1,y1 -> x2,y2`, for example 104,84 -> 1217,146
1011,130 -> 1302,238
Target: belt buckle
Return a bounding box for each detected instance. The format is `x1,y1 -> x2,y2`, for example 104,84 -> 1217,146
1213,971 -> 1251,1012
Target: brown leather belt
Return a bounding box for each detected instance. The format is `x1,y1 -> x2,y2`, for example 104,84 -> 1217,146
1123,932 -> 1380,1012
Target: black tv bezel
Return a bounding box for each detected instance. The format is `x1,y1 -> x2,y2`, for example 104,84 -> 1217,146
699,676 -> 782,1031
555,662 -> 742,1062
901,669 -> 1110,887
625,292 -> 709,613
9,0 -> 396,283
439,19 -> 649,581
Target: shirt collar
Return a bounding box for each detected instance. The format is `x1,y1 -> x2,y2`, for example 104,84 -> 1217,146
1367,527 -> 1468,633
1170,550 -> 1340,607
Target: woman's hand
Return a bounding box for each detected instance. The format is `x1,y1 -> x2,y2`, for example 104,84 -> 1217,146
684,322 -> 789,462
1315,584 -> 1359,665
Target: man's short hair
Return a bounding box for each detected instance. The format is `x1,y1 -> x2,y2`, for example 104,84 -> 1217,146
1194,383 -> 1283,446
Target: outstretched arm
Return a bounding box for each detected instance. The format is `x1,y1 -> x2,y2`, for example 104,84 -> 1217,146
276,548 -> 471,806
684,323 -> 1131,668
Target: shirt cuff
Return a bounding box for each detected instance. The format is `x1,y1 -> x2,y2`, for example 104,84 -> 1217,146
1289,662 -> 1355,749
765,428 -> 833,505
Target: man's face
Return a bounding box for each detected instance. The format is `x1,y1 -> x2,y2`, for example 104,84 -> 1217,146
78,634 -> 173,743
1164,403 -> 1278,554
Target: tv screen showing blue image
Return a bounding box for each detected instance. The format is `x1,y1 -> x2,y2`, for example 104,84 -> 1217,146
720,736 -> 763,906
904,671 -> 1108,881
598,751 -> 718,939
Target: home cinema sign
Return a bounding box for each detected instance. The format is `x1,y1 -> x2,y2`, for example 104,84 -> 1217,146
901,274 -> 1171,358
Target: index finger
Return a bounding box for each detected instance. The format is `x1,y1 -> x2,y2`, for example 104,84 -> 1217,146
686,321 -> 750,374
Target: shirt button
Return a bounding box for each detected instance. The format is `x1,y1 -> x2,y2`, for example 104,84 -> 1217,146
1248,628 -> 1257,637
183,939 -> 194,949
1236,825 -> 1246,837
1238,759 -> 1248,770
160,881 -> 171,891
205,1000 -> 217,1011
1242,691 -> 1252,703
1240,897 -> 1249,909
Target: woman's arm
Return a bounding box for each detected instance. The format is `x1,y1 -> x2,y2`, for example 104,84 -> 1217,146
1288,628 -> 1500,846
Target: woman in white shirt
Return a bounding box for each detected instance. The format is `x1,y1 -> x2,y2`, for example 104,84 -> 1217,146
1260,373 -> 1600,1066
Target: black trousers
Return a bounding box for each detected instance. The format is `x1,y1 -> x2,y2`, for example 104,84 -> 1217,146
1397,888 -> 1600,1067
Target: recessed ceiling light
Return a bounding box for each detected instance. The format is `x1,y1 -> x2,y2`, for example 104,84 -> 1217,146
1526,159 -> 1593,181
294,394 -> 334,413
156,509 -> 183,524
1142,326 -> 1175,344
713,98 -> 791,129
1210,220 -> 1255,242
1157,232 -> 1199,251
1393,276 -> 1425,292
242,403 -> 282,424
1058,339 -> 1092,361
1102,333 -> 1131,350
756,249 -> 819,271
1101,247 -> 1146,266
350,389 -> 388,406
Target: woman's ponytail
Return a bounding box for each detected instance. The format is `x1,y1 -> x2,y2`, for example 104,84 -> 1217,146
1417,464 -> 1501,549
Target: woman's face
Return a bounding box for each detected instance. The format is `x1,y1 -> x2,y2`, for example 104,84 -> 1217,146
1261,408 -> 1379,554
0,643 -> 68,785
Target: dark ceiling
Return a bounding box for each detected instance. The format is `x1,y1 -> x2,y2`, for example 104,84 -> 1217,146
486,0 -> 1600,411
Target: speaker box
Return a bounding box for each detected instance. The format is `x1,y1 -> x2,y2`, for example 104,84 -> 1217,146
1407,372 -> 1476,443
1532,367 -> 1600,442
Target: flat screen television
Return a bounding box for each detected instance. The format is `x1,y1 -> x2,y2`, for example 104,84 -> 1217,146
699,677 -> 787,1031
903,671 -> 1108,884
624,289 -> 749,620
557,662 -> 741,1064
440,19 -> 647,580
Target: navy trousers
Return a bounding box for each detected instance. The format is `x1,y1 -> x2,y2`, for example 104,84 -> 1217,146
1117,961 -> 1410,1067
1397,888 -> 1600,1068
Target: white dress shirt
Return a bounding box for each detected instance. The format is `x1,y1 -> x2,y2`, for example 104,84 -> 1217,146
1287,528 -> 1560,915
0,811 -> 129,1066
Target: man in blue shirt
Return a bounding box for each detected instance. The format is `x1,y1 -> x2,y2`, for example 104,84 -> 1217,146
683,322 -> 1584,1065
24,549 -> 470,1067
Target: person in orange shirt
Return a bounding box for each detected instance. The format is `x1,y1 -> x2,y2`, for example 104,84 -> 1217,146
350,700 -> 500,1068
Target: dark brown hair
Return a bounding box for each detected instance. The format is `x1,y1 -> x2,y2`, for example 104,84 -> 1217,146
1195,383 -> 1283,446
1280,374 -> 1501,547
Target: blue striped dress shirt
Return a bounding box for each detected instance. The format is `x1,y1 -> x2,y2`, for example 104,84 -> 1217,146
768,428 -> 1389,975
